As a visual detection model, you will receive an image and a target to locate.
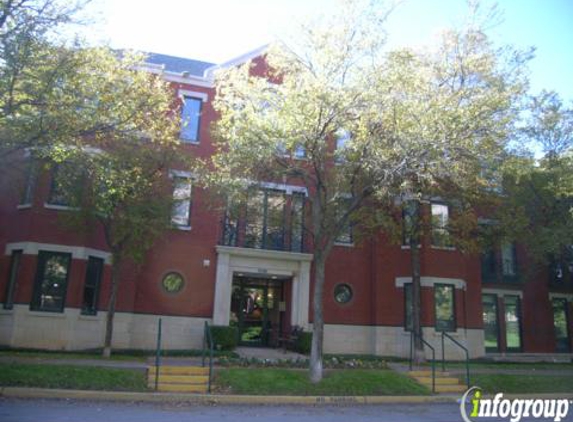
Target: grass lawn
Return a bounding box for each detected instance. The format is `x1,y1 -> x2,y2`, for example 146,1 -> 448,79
214,368 -> 430,396
472,374 -> 573,394
0,363 -> 147,391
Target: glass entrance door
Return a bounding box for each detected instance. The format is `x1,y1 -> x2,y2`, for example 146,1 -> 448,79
231,276 -> 284,347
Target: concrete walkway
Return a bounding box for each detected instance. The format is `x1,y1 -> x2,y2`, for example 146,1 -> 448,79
235,347 -> 308,361
0,355 -> 148,370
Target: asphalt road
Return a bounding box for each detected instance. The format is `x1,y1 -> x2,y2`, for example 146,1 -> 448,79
0,398 -> 520,422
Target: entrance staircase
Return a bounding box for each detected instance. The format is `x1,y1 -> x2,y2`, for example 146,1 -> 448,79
408,369 -> 467,394
147,364 -> 209,393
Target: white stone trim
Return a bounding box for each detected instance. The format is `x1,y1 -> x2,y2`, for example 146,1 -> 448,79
322,324 -> 484,359
5,242 -> 111,264
178,89 -> 209,103
395,276 -> 466,290
169,169 -> 196,179
549,293 -> 573,301
136,63 -> 213,88
257,181 -> 308,196
43,203 -> 79,211
482,288 -> 523,299
215,245 -> 312,262
0,304 -> 209,350
213,246 -> 312,328
205,44 -> 270,79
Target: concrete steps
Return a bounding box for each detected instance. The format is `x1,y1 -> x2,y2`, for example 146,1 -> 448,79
147,365 -> 209,393
408,370 -> 467,394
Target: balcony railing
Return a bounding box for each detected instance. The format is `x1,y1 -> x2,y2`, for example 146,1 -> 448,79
220,218 -> 305,253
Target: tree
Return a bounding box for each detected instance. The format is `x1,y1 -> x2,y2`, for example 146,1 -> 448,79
53,133 -> 181,357
0,0 -> 184,357
500,92 -> 573,282
368,8 -> 530,362
207,1 -> 402,382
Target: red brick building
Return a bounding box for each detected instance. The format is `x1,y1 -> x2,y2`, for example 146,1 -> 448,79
1,49 -> 572,358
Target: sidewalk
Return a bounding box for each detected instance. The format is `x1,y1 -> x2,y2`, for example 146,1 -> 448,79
0,355 -> 148,371
388,362 -> 573,377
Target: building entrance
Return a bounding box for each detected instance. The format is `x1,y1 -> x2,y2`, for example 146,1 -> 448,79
231,275 -> 287,347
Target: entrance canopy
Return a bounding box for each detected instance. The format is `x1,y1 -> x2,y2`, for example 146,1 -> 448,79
213,246 -> 312,329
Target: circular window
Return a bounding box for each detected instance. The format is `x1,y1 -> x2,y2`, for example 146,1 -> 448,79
162,272 -> 185,294
334,284 -> 353,304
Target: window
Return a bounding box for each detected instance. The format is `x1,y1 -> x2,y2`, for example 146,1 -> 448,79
290,192 -> 305,252
171,176 -> 192,227
20,160 -> 38,206
431,203 -> 452,248
81,257 -> 103,315
552,298 -> 570,353
334,284 -> 353,304
434,284 -> 455,332
3,250 -> 22,310
294,145 -> 306,159
402,200 -> 419,246
180,96 -> 202,142
30,251 -> 71,312
335,197 -> 353,244
482,294 -> 499,352
245,189 -> 286,250
404,283 -> 413,331
480,247 -> 497,283
501,242 -> 518,277
335,129 -> 351,163
162,272 -> 185,294
504,295 -> 522,351
47,163 -> 83,207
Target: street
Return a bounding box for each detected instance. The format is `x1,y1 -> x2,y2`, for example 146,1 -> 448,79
0,398 -> 521,422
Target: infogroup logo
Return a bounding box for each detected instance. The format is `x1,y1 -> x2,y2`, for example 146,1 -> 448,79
460,387 -> 571,422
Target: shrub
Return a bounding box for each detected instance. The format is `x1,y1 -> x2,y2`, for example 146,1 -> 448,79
295,331 -> 312,355
210,325 -> 238,351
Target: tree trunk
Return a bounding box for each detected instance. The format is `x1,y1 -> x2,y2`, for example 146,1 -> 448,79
410,228 -> 425,365
309,252 -> 326,383
103,254 -> 121,358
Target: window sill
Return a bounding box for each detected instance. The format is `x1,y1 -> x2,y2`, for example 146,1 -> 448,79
172,225 -> 192,231
401,245 -> 422,250
430,246 -> 456,251
334,242 -> 354,248
179,139 -> 200,145
17,204 -> 32,210
44,203 -> 79,211
28,309 -> 66,318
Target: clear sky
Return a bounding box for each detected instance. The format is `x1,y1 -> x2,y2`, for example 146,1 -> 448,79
84,0 -> 573,101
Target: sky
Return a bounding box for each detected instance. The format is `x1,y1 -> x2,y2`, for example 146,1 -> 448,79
83,0 -> 573,101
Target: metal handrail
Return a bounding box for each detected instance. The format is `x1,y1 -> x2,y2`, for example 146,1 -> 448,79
441,331 -> 470,387
154,318 -> 162,391
409,331 -> 436,393
202,321 -> 214,393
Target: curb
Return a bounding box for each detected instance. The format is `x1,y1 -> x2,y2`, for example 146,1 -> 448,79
0,387 -> 459,405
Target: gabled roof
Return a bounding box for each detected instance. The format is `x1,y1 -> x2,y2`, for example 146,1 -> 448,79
144,52 -> 215,77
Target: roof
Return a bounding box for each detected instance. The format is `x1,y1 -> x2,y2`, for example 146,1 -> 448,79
144,52 -> 215,77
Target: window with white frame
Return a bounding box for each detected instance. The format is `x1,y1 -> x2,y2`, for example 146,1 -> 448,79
431,203 -> 452,248
180,96 -> 202,142
171,176 -> 192,227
